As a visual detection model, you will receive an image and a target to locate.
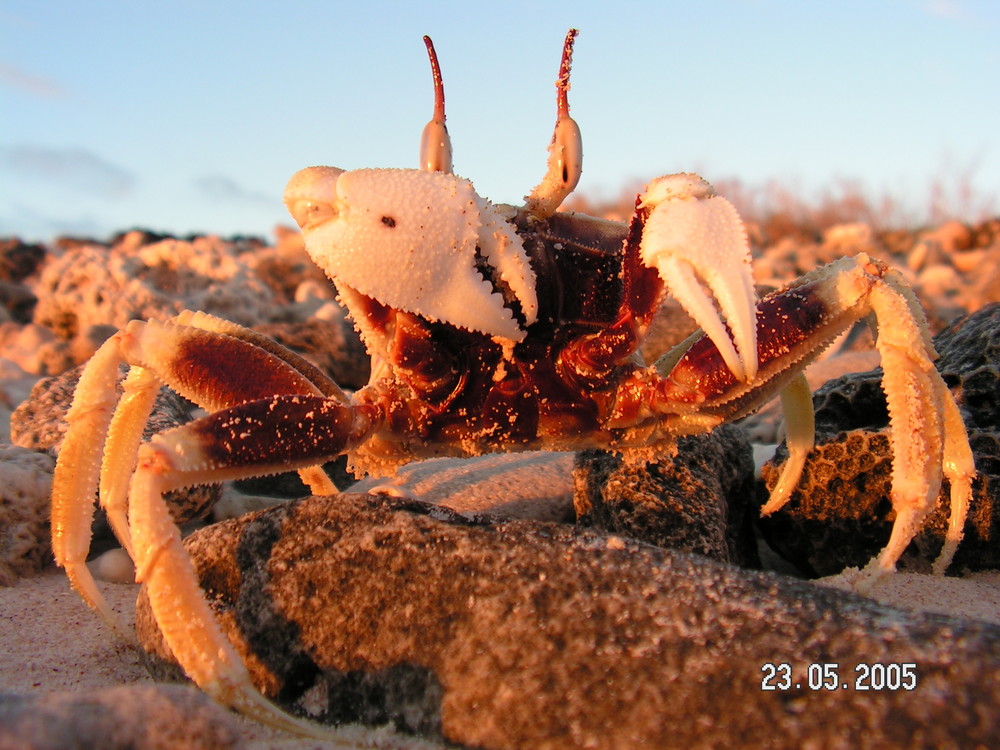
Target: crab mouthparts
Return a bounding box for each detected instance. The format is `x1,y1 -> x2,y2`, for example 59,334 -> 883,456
474,246 -> 530,332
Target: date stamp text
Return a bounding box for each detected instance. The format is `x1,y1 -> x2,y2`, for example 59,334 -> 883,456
761,662 -> 917,692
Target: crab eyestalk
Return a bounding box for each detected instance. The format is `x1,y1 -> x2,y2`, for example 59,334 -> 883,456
525,28 -> 583,218
420,35 -> 454,174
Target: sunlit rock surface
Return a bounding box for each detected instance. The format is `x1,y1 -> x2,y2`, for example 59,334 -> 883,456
136,493 -> 1000,749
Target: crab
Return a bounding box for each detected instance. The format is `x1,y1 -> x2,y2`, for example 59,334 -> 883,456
50,30 -> 975,737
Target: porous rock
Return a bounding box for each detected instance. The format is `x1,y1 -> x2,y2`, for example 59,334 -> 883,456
31,236 -> 278,338
0,445 -> 55,585
0,238 -> 46,282
137,492 -> 1000,750
0,684 -> 243,750
0,323 -> 75,376
0,280 -> 37,325
760,303 -> 1000,575
573,424 -> 758,566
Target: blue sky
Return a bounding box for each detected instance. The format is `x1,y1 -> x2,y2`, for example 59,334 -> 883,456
2,0 -> 997,241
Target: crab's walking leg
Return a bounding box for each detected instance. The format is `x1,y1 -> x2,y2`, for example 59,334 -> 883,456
933,383 -> 975,575
130,395 -> 377,738
860,273 -> 975,581
51,336 -> 134,638
759,373 -> 815,514
652,254 -> 974,581
100,313 -> 343,553
52,312 -> 345,631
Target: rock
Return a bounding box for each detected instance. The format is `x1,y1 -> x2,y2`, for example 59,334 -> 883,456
241,240 -> 330,306
31,237 -> 279,338
0,280 -> 37,325
0,323 -> 74,376
759,304 -> 1000,576
0,445 -> 55,585
0,684 -> 244,750
0,239 -> 46,282
8,370 -> 77,455
573,424 -> 758,566
136,493 -> 1000,749
0,360 -> 40,444
971,217 -> 1000,248
822,222 -> 876,254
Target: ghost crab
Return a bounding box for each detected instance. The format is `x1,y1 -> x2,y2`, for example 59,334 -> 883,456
51,30 -> 975,736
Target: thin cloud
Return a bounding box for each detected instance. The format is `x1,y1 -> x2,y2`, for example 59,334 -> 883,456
0,145 -> 135,197
0,202 -> 107,241
194,175 -> 275,205
0,62 -> 67,98
920,0 -> 984,22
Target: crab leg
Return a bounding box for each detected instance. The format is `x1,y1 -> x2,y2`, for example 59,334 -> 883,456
100,314 -> 343,550
860,271 -> 975,581
51,312 -> 344,632
654,253 -> 974,580
759,372 -> 815,514
51,335 -> 134,638
129,395 -> 376,738
933,378 -> 975,575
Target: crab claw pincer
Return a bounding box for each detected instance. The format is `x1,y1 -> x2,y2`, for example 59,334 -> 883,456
639,173 -> 759,382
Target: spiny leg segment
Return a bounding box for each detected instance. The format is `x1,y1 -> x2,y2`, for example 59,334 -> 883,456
51,310 -> 379,737
661,253 -> 977,581
51,311 -> 345,635
127,392 -> 375,737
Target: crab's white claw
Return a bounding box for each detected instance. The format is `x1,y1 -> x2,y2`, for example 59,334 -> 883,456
285,166 -> 537,342
639,174 -> 758,382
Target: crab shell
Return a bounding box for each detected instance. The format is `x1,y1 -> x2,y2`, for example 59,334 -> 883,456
284,166 -> 539,342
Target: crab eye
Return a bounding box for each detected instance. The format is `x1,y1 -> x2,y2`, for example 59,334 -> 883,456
283,166 -> 346,230
288,199 -> 338,230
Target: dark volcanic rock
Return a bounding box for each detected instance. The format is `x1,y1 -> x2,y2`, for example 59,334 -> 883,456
0,280 -> 37,324
760,303 -> 1000,575
0,684 -> 244,750
573,424 -> 758,566
0,238 -> 46,282
137,493 -> 1000,750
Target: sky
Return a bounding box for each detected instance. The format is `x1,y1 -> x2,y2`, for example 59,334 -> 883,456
2,0 -> 998,242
